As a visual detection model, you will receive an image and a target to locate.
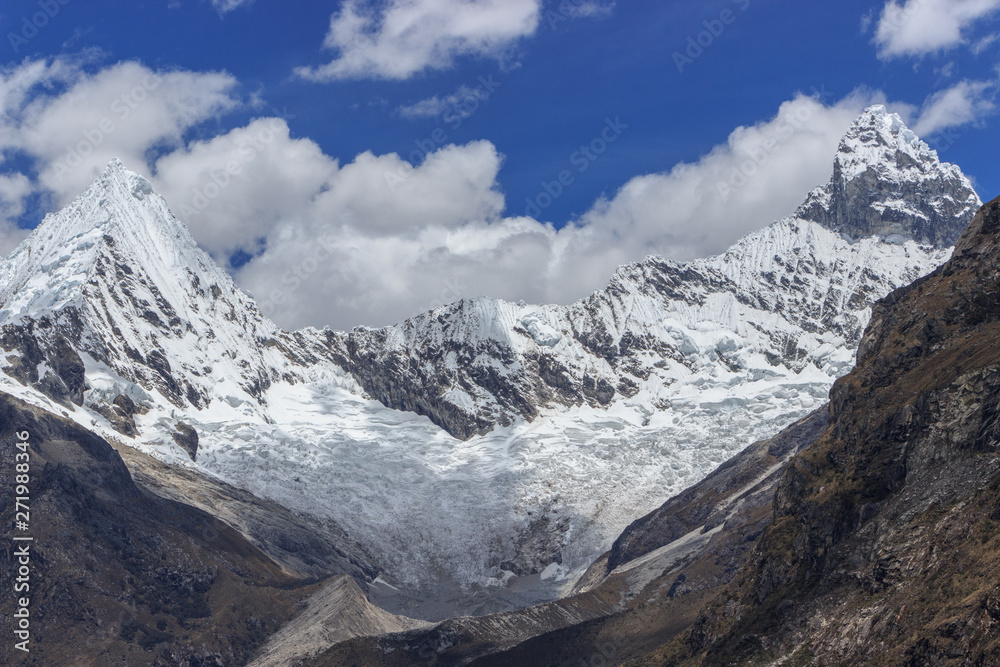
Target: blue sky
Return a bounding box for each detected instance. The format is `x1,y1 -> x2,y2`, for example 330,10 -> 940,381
1,0 -> 998,328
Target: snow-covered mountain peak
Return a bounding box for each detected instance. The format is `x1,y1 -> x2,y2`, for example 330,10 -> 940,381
836,104 -> 931,179
0,158 -> 203,317
0,159 -> 339,417
795,105 -> 980,247
0,116 -> 984,599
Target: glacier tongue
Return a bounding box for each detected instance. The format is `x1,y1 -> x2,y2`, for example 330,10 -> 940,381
0,105 -> 982,612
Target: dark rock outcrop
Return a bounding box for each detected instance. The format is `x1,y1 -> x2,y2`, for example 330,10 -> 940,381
171,421 -> 199,461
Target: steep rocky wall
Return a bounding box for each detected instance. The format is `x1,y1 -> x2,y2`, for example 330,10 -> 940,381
672,196 -> 1000,665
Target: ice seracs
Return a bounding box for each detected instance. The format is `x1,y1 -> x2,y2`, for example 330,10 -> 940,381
0,105 -> 983,612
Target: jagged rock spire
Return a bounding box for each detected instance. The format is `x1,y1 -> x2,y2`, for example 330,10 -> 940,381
795,105 -> 980,247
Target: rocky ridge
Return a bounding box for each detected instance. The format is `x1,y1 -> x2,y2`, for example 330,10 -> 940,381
327,105 -> 978,441
648,195 -> 1000,664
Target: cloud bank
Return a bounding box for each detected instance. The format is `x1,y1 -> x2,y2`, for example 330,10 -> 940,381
0,58 -> 988,330
912,79 -> 997,135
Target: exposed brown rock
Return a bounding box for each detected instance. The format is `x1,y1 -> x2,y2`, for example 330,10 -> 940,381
171,421 -> 199,461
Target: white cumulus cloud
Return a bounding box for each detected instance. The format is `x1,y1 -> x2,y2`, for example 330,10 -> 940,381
912,79 -> 997,135
296,0 -> 541,81
0,57 -> 241,206
874,0 -> 1000,58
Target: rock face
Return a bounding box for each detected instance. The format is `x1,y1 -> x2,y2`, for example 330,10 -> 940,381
795,104 -> 980,247
171,421 -> 199,460
657,195 -> 1000,664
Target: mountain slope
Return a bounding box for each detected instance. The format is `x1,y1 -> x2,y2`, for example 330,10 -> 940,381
648,195 -> 1000,665
0,391 -> 316,667
0,106 -> 981,607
